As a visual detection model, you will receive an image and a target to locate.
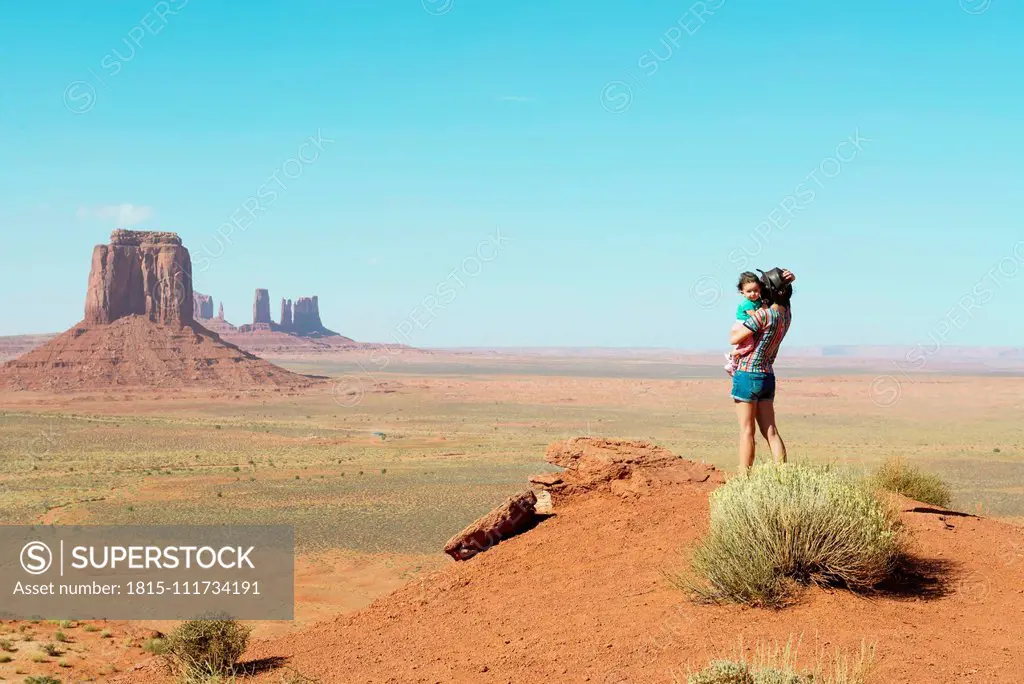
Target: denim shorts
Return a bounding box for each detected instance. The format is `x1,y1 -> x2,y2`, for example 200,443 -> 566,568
731,370 -> 776,403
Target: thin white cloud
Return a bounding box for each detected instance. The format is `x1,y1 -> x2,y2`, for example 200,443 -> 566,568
77,203 -> 154,227
499,95 -> 535,102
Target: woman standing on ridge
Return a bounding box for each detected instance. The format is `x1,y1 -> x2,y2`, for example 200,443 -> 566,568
729,268 -> 795,471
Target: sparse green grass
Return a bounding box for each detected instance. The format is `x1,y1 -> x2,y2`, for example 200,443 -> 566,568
30,652 -> 48,663
0,638 -> 15,651
679,639 -> 873,684
99,630 -> 111,639
53,631 -> 67,643
681,463 -> 906,607
40,643 -> 61,657
142,637 -> 168,655
277,668 -> 322,683
0,654 -> 12,663
24,676 -> 62,684
82,625 -> 100,633
869,457 -> 952,508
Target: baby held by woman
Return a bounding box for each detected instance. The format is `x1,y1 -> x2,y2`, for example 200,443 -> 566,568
724,271 -> 763,375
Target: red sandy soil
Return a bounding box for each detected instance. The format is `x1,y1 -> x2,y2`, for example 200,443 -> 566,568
119,439 -> 1024,684
0,619 -> 166,682
0,316 -> 316,391
113,550 -> 446,639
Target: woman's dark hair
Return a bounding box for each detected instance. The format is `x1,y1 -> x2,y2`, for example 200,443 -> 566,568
737,272 -> 760,292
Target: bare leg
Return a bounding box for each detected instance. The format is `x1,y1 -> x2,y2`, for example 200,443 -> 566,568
755,400 -> 787,464
735,400 -> 757,471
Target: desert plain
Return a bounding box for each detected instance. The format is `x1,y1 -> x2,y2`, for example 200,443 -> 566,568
1,343 -> 1023,683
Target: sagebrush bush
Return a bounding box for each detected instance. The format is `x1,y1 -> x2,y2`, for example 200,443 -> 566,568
869,458 -> 952,508
683,463 -> 906,606
164,618 -> 250,679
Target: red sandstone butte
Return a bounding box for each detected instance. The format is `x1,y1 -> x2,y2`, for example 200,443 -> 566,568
1,230 -> 311,391
292,296 -> 321,334
194,291 -> 214,319
84,230 -> 193,326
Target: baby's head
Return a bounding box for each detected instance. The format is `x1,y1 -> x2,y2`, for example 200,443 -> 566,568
737,272 -> 762,302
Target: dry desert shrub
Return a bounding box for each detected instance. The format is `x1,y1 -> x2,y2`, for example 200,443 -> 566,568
869,457 -> 952,508
164,618 -> 251,682
682,462 -> 906,606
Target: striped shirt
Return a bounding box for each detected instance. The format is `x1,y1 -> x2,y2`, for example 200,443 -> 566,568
736,306 -> 792,374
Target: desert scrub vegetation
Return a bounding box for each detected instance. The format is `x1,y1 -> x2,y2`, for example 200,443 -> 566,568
682,463 -> 906,607
163,618 -> 251,681
869,457 -> 952,508
680,640 -> 874,684
143,636 -> 169,654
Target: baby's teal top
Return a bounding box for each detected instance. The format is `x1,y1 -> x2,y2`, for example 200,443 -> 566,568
736,299 -> 762,320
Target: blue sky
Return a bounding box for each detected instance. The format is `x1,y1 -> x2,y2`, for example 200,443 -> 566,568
2,0 -> 1022,349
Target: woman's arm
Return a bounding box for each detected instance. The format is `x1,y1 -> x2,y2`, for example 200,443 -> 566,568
730,325 -> 755,345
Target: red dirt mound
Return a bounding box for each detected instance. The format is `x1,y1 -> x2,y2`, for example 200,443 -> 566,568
121,439 -> 1024,683
0,316 -> 313,390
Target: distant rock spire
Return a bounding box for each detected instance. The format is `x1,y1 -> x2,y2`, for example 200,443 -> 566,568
280,298 -> 293,330
253,289 -> 271,325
